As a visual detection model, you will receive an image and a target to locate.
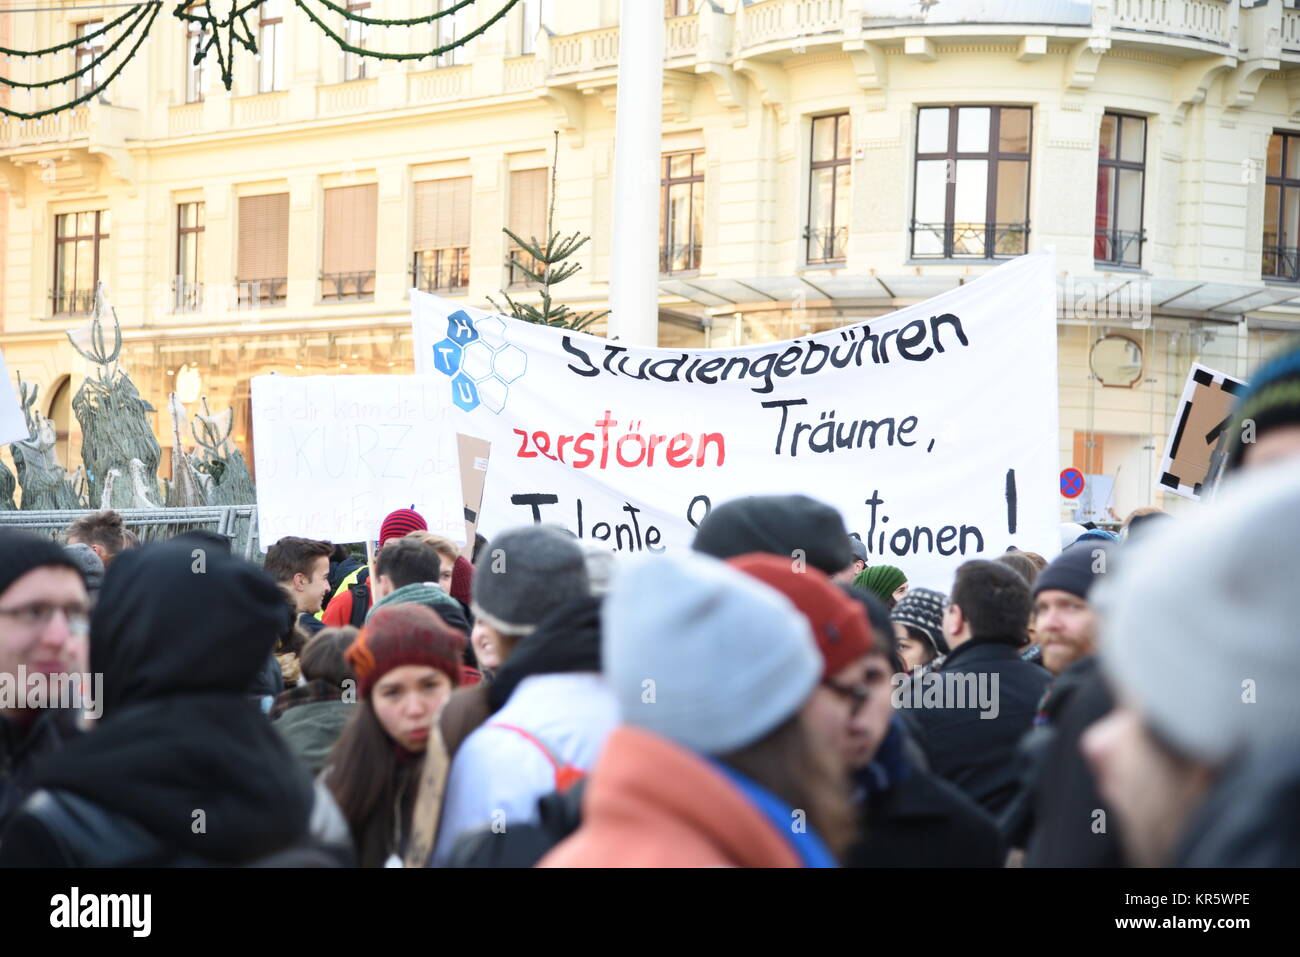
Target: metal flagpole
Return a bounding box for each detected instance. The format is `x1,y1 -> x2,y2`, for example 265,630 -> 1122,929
607,0 -> 664,346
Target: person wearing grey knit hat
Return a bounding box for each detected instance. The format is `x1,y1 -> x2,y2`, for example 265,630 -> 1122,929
541,551 -> 854,867
63,544 -> 104,608
469,525 -> 590,673
1082,461 -> 1300,867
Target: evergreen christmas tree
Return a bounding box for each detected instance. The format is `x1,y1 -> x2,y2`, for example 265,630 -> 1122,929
490,132 -> 608,333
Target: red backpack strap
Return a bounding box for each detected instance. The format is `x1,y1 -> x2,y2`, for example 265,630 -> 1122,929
489,723 -> 585,793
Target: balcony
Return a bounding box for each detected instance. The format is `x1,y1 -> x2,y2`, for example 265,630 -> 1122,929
910,221 -> 1029,260
1095,228 -> 1146,270
737,0 -> 848,56
0,109 -> 91,150
1262,245 -> 1300,285
1108,0 -> 1236,51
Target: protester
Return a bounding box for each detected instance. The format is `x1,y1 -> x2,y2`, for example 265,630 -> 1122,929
0,540 -> 350,866
541,552 -> 853,867
1059,522 -> 1086,549
995,550 -> 1040,588
263,536 -> 334,685
1084,463 -> 1300,866
324,604 -> 464,867
0,532 -> 89,829
64,510 -> 128,567
439,526 -> 592,761
62,543 -> 104,609
264,536 -> 333,627
1225,339 -> 1300,470
449,555 -> 475,622
854,564 -> 908,609
322,544 -> 365,618
834,536 -> 869,584
273,627 -> 359,775
404,531 -> 458,592
1119,507 -> 1169,542
366,537 -> 470,640
432,590 -> 615,866
691,493 -> 855,578
891,587 -> 949,673
321,508 -> 428,628
896,560 -> 1050,817
837,588 -> 1005,868
1001,541 -> 1123,866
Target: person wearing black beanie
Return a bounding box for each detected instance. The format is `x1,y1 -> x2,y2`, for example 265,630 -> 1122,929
692,494 -> 855,578
0,531 -> 89,829
1032,541 -> 1113,677
0,540 -> 351,866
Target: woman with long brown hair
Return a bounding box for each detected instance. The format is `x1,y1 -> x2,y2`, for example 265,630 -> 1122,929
323,604 -> 464,867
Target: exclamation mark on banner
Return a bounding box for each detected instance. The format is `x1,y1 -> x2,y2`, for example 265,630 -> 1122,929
1005,468 -> 1018,535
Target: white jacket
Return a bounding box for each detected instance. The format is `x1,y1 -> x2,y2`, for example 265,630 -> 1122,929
432,672 -> 618,865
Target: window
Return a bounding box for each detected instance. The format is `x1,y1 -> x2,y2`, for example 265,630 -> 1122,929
661,151 -> 703,273
74,22 -> 107,103
520,0 -> 540,55
912,105 -> 1031,259
343,2 -> 369,81
53,211 -> 110,315
1263,132 -> 1300,282
665,0 -> 693,15
176,202 -> 205,312
181,4 -> 209,103
506,168 -> 547,287
258,0 -> 286,93
1096,113 -> 1146,268
433,0 -> 468,67
807,113 -> 851,264
413,177 -> 471,293
322,184 -> 377,300
237,193 -> 289,307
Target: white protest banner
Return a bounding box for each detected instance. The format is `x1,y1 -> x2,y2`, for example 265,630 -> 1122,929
250,374 -> 464,547
413,251 -> 1060,589
0,347 -> 29,447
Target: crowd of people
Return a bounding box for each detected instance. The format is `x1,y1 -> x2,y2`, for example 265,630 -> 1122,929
0,342 -> 1298,868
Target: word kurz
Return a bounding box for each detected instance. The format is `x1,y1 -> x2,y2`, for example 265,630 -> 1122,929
514,411 -> 726,470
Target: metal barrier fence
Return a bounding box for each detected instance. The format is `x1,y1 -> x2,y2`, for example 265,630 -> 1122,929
0,506 -> 260,561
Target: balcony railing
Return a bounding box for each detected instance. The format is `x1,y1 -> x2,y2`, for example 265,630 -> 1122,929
237,277 -> 287,308
738,0 -> 846,52
910,221 -> 1030,260
1110,0 -> 1236,49
549,26 -> 620,76
1095,228 -> 1146,269
0,109 -> 91,149
321,271 -> 376,301
173,278 -> 203,313
1262,244 -> 1300,284
50,288 -> 96,316
660,241 -> 701,274
804,225 -> 848,264
414,248 -> 470,294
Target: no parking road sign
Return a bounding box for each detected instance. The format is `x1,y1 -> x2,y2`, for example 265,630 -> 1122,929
1060,468 -> 1085,499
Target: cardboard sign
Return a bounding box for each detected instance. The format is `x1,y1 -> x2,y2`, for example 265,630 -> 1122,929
1158,364 -> 1247,501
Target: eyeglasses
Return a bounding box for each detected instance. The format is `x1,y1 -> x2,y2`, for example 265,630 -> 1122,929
0,603 -> 90,633
822,679 -> 869,717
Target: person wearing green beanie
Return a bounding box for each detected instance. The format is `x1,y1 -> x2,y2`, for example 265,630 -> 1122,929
854,565 -> 908,609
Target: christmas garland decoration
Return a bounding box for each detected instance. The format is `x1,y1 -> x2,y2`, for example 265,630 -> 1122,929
0,0 -> 520,120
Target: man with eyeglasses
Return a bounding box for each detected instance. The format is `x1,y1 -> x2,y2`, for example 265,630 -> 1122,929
0,531 -> 90,828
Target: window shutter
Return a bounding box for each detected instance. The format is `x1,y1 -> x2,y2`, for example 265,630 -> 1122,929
323,184 -> 378,275
509,168 -> 547,246
414,177 -> 471,249
237,193 -> 289,281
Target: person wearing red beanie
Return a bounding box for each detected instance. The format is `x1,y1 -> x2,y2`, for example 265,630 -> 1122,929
727,553 -> 875,769
324,603 -> 462,867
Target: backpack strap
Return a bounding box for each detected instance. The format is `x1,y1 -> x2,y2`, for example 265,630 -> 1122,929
348,582 -> 370,628
489,723 -> 585,793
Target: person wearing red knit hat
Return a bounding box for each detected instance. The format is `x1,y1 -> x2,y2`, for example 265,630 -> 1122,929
322,603 -> 462,867
320,508 -> 429,629
726,553 -> 874,769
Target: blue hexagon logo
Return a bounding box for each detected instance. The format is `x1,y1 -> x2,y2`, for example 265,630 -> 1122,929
432,338 -> 462,377
447,311 -> 479,345
450,373 -> 480,411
